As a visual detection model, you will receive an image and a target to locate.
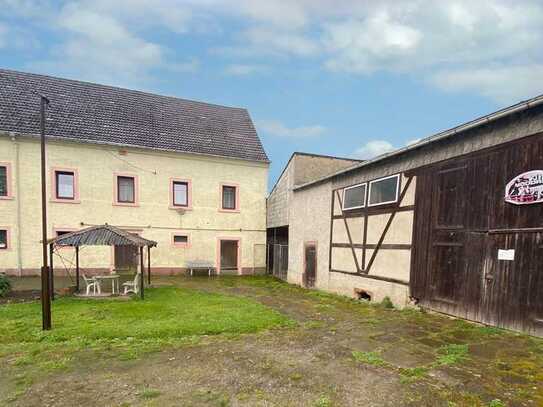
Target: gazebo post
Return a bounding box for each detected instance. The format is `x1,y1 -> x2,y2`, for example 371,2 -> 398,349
75,246 -> 80,293
147,246 -> 151,286
140,246 -> 144,300
49,244 -> 55,301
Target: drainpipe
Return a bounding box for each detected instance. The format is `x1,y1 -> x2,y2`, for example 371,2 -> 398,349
11,134 -> 23,276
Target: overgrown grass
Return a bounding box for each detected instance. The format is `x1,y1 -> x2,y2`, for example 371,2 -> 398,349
352,351 -> 387,367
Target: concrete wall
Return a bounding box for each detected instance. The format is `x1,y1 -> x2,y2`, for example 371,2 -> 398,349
0,135 -> 268,275
267,159 -> 294,228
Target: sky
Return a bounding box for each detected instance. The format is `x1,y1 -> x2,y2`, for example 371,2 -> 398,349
1,0 -> 542,189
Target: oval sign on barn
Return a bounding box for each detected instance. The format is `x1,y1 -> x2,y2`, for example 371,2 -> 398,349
505,170 -> 543,205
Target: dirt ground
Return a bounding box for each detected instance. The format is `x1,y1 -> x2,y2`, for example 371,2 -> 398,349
1,276 -> 542,407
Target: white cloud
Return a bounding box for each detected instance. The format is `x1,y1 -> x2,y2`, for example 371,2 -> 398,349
4,0 -> 543,102
224,64 -> 268,76
257,120 -> 326,138
167,58 -> 201,73
353,140 -> 395,159
430,64 -> 543,104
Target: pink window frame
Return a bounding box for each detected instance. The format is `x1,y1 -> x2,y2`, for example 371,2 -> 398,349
113,173 -> 139,207
0,226 -> 11,250
171,232 -> 191,248
216,237 -> 241,274
219,183 -> 240,213
169,178 -> 192,210
51,167 -> 80,203
0,162 -> 13,200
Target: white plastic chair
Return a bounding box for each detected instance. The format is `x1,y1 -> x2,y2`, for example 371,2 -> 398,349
83,274 -> 101,296
122,272 -> 141,295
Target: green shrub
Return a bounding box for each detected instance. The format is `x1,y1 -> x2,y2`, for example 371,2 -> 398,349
0,274 -> 11,297
380,296 -> 395,309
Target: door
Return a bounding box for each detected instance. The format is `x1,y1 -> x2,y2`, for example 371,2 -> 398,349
219,239 -> 239,274
304,242 -> 317,288
427,166 -> 468,308
114,245 -> 138,272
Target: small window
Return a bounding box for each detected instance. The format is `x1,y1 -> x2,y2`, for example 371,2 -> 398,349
55,171 -> 75,200
343,183 -> 367,210
172,181 -> 188,207
172,234 -> 189,247
368,174 -> 400,207
117,176 -> 135,203
173,235 -> 188,244
0,166 -> 7,197
222,185 -> 237,210
0,229 -> 7,249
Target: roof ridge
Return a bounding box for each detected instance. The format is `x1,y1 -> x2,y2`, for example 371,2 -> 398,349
0,68 -> 248,112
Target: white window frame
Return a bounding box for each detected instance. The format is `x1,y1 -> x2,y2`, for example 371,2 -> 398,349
342,183 -> 367,210
368,174 -> 400,207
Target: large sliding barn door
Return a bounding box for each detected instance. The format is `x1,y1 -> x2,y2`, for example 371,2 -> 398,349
412,134 -> 543,336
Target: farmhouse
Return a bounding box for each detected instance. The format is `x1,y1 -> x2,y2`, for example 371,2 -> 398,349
0,69 -> 269,276
268,94 -> 543,336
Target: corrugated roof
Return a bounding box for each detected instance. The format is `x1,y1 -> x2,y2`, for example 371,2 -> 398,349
50,224 -> 157,247
0,69 -> 269,162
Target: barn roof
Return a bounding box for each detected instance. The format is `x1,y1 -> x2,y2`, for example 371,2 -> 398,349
0,69 -> 269,163
50,225 -> 157,247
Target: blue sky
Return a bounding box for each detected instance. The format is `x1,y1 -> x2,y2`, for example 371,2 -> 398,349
1,1 -> 542,189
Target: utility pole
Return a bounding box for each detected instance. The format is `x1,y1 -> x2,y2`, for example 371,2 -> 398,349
40,95 -> 51,330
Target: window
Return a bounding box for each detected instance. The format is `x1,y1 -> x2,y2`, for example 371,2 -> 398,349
56,230 -> 72,237
55,171 -> 75,199
0,166 -> 7,197
0,163 -> 11,199
172,233 -> 190,247
0,229 -> 8,249
221,185 -> 237,210
368,174 -> 400,207
117,176 -> 135,203
342,183 -> 367,210
172,181 -> 188,207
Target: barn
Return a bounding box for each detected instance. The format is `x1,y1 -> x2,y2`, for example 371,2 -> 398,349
268,94 -> 543,336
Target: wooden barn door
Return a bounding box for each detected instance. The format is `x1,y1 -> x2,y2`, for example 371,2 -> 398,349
412,133 -> 543,335
428,166 -> 468,306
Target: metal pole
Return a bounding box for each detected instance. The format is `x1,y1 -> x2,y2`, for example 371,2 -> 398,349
147,246 -> 151,285
140,246 -> 144,300
49,244 -> 54,301
40,95 -> 51,330
75,246 -> 80,292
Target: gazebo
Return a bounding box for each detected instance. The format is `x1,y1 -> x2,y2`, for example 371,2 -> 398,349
48,224 -> 157,299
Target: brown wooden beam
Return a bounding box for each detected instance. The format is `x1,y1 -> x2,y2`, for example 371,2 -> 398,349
364,177 -> 413,274
335,190 -> 361,273
330,269 -> 409,286
332,205 -> 415,219
332,243 -> 412,250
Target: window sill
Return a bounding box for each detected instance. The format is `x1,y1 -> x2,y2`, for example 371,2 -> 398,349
219,208 -> 240,213
169,206 -> 193,211
0,196 -> 14,200
50,199 -> 81,204
113,202 -> 140,207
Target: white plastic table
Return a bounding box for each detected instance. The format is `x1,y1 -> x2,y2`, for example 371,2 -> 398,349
95,275 -> 120,295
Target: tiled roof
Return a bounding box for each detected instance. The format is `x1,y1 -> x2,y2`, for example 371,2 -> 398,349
0,69 -> 269,162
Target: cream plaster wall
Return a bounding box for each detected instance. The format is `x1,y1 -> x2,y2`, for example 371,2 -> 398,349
0,135 -> 268,275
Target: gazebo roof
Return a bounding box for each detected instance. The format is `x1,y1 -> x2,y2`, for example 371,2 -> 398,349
50,224 -> 157,247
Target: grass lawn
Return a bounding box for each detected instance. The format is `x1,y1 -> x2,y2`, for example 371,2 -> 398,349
0,285 -> 292,400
